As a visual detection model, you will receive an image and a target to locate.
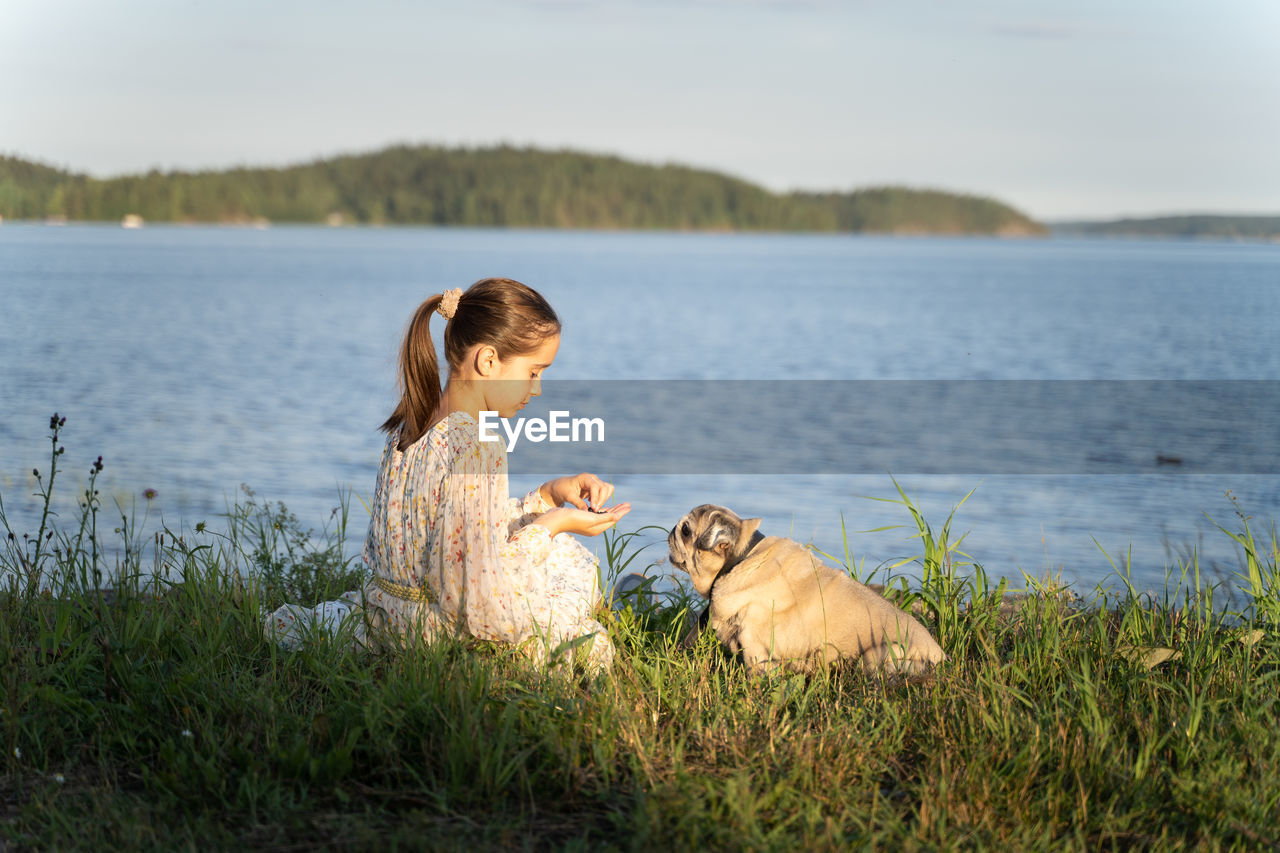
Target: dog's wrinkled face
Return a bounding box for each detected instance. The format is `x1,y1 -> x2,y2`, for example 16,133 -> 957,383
668,504 -> 762,598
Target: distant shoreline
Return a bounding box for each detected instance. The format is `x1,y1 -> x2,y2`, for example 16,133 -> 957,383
1050,214 -> 1280,243
7,216 -> 1280,244
0,144 -> 1045,237
0,216 -> 1053,238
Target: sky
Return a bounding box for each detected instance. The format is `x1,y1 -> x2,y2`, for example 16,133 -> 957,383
2,0 -> 1277,220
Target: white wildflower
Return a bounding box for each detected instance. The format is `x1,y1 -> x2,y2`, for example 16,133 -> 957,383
181,729 -> 193,738
12,746 -> 20,759
54,773 -> 66,784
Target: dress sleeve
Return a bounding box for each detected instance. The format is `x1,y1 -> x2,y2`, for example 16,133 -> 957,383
504,486 -> 553,538
434,421 -> 563,646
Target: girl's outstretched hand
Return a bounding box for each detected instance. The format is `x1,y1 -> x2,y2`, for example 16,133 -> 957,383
540,473 -> 615,512
536,504 -> 631,538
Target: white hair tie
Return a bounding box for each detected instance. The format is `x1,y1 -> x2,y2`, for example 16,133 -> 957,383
438,288 -> 463,320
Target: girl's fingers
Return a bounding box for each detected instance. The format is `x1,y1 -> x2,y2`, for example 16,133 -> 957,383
580,474 -> 613,509
559,473 -> 616,515
590,514 -> 624,534
562,504 -> 629,535
600,505 -> 630,531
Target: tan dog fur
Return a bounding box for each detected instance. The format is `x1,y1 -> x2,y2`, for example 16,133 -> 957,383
669,504 -> 945,674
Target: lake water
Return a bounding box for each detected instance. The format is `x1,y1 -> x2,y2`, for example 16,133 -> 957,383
2,224 -> 1278,596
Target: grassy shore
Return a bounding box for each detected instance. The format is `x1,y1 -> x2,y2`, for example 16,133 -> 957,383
3,417 -> 1279,850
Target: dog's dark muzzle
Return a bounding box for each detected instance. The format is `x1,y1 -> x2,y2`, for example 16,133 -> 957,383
667,527 -> 688,571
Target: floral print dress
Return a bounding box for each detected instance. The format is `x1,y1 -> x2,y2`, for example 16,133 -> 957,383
264,411 -> 613,671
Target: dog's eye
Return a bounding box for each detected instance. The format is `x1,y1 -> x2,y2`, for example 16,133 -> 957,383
681,522 -> 690,537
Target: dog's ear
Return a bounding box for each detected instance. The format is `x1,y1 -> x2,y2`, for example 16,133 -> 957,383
739,517 -> 762,544
695,509 -> 741,557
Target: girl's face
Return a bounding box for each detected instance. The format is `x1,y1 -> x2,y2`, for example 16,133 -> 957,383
483,333 -> 560,418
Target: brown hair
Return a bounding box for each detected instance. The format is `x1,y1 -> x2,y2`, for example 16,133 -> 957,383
381,277 -> 561,450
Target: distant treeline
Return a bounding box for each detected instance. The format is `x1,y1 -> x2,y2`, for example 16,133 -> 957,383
1053,215 -> 1280,241
0,145 -> 1045,235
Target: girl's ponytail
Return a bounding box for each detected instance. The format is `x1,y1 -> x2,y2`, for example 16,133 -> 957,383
381,293 -> 445,450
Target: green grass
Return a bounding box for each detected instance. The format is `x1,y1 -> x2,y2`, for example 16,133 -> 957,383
3,416 -> 1279,850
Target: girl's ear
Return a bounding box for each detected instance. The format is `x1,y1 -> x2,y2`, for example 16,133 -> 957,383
473,344 -> 500,377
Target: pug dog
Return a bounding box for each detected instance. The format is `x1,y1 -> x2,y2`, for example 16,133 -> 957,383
669,504 -> 945,674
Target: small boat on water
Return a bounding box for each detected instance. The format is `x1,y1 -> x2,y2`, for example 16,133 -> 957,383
121,213 -> 144,229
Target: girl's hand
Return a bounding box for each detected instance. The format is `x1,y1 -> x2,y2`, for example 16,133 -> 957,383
540,473 -> 614,512
535,504 -> 631,538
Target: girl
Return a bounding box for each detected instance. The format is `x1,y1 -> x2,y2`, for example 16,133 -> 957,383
265,277 -> 630,672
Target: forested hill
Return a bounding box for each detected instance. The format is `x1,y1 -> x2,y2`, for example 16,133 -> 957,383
0,145 -> 1045,235
1052,215 -> 1280,241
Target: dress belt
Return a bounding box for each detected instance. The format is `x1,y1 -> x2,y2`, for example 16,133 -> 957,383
372,574 -> 436,604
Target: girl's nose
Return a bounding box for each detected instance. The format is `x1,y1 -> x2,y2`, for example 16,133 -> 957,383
531,376 -> 542,397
